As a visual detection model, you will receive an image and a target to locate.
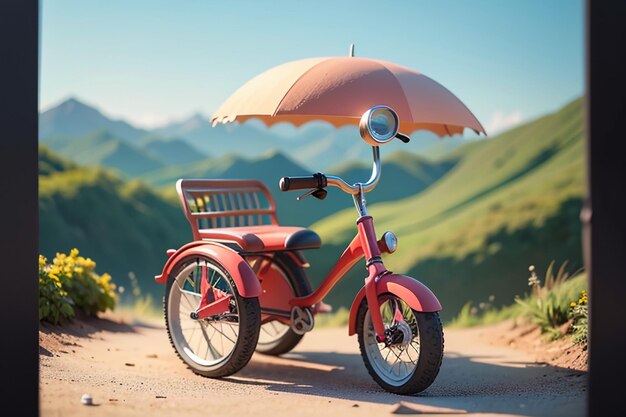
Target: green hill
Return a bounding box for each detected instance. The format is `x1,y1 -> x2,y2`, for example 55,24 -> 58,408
39,146 -> 189,300
307,98 -> 585,320
39,145 -> 77,175
141,150 -> 451,227
330,151 -> 456,204
139,136 -> 207,166
44,130 -> 166,177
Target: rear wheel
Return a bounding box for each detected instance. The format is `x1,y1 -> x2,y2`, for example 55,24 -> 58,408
164,255 -> 260,377
356,293 -> 444,395
248,253 -> 312,356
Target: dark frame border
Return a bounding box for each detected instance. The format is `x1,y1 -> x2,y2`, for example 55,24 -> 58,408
2,1 -> 626,416
586,1 -> 626,416
0,0 -> 39,416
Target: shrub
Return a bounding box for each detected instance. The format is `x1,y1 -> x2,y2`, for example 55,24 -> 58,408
39,255 -> 74,323
515,261 -> 586,340
569,290 -> 588,344
39,249 -> 117,323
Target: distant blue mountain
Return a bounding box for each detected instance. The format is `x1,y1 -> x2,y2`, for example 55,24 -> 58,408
40,97 -> 147,142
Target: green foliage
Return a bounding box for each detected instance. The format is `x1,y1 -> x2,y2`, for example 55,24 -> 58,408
39,249 -> 117,323
39,255 -> 74,323
38,145 -> 76,176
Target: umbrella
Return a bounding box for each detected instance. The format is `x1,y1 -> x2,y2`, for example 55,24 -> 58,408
211,53 -> 485,137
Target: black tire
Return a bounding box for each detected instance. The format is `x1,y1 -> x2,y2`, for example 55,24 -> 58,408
164,255 -> 260,377
252,253 -> 312,356
356,294 -> 444,395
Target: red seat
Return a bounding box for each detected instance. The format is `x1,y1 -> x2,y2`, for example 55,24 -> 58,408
199,225 -> 321,252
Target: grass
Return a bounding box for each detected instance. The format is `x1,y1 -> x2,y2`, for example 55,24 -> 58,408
448,260 -> 588,344
515,267 -> 587,341
447,301 -> 521,328
314,307 -> 350,328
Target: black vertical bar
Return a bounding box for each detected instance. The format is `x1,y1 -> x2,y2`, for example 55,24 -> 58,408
0,0 -> 39,416
586,1 -> 626,416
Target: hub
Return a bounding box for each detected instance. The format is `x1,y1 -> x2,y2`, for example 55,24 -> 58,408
384,320 -> 413,348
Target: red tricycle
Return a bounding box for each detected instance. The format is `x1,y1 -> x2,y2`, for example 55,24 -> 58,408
155,106 -> 445,394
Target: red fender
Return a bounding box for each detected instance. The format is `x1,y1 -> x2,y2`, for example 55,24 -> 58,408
348,274 -> 442,335
154,241 -> 262,298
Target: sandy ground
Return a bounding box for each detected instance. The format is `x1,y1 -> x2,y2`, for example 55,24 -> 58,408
40,315 -> 587,417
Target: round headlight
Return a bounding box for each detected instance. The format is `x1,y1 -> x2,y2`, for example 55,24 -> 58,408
382,231 -> 398,253
359,106 -> 399,146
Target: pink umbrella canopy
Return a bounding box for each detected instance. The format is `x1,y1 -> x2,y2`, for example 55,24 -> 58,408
211,56 -> 485,137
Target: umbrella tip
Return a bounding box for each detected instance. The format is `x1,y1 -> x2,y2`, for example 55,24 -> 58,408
349,44 -> 355,57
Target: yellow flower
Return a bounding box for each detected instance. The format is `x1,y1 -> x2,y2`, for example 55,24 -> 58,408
70,248 -> 79,258
578,298 -> 583,304
39,255 -> 47,266
570,302 -> 577,307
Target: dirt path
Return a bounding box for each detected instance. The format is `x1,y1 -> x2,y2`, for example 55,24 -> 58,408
40,316 -> 586,417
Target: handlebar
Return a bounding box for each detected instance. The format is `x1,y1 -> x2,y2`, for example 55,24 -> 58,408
279,146 -> 383,196
279,173 -> 327,192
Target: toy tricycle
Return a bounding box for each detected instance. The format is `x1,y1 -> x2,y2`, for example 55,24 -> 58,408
155,106 -> 445,394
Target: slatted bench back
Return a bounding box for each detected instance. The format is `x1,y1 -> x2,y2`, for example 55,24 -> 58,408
176,179 -> 278,240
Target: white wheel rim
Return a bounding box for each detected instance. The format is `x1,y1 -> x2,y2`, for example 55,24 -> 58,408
363,297 -> 420,387
168,261 -> 240,369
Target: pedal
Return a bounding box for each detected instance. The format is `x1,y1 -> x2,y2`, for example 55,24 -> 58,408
290,306 -> 314,335
313,301 -> 333,314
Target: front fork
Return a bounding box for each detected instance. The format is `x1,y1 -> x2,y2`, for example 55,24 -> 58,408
357,214 -> 389,342
364,264 -> 389,342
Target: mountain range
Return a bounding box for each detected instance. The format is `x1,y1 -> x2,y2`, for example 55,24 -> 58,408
39,97 -> 468,172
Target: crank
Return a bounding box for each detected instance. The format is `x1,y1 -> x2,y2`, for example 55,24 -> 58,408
290,306 -> 315,335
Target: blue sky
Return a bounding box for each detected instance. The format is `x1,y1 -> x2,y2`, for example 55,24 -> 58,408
40,0 -> 583,134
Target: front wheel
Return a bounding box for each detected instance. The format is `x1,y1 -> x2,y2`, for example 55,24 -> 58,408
356,294 -> 444,395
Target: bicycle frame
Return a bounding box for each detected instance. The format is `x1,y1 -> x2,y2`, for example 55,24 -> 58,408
289,213 -> 390,338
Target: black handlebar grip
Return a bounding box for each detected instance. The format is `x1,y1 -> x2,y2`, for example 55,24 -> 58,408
279,173 -> 327,192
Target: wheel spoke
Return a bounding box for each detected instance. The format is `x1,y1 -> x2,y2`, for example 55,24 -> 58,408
198,322 -> 221,360
207,321 -> 237,345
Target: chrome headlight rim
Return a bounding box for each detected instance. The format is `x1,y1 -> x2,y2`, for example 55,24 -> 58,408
359,106 -> 399,146
382,231 -> 398,253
